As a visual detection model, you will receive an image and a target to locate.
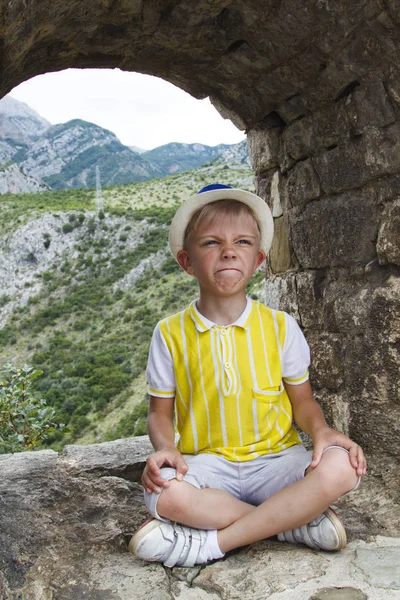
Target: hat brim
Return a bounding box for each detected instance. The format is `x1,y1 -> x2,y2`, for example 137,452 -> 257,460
169,188 -> 274,260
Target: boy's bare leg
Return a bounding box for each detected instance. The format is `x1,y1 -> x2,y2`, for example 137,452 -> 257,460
157,484 -> 255,530
157,448 -> 359,553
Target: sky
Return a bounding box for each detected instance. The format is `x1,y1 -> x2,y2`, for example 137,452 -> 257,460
10,68 -> 246,151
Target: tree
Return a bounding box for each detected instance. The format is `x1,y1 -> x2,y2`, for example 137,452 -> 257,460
0,364 -> 61,454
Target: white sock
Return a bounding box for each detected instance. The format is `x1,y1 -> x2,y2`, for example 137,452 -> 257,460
199,529 -> 225,562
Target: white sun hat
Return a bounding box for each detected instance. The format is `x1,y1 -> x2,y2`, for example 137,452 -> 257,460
169,183 -> 274,261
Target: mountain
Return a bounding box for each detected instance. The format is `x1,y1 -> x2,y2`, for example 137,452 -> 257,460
0,96 -> 50,144
0,163 -> 48,194
0,96 -> 249,193
216,139 -> 251,166
14,119 -> 162,189
142,142 -> 231,175
0,97 -> 52,192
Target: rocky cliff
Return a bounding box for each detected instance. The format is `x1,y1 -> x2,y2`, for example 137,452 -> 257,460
15,119 -> 162,189
0,163 -> 48,194
0,438 -> 399,600
0,97 -> 249,193
0,96 -> 50,144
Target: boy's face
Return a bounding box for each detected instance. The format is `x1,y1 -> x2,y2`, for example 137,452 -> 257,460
177,211 -> 265,298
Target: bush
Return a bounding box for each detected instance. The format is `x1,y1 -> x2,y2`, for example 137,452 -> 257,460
0,364 -> 62,453
62,223 -> 74,234
87,218 -> 96,234
0,294 -> 10,307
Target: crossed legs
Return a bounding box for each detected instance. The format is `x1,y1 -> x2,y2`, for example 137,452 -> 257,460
155,447 -> 359,554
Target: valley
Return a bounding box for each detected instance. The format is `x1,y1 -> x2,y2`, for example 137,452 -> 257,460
0,163 -> 265,449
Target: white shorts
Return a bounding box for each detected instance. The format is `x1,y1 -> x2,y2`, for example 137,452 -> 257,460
144,444 -> 361,521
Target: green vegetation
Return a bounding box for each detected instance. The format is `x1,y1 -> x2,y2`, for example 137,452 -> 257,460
0,188 -> 95,236
0,364 -> 61,454
0,164 -> 260,448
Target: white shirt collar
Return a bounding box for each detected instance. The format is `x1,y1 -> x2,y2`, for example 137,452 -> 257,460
189,297 -> 254,332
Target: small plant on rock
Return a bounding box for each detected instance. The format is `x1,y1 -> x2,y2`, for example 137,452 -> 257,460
0,364 -> 61,454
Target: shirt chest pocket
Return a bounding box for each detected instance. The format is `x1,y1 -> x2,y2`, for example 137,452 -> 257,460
252,379 -> 284,403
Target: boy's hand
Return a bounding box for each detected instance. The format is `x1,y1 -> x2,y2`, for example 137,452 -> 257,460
310,426 -> 367,477
142,447 -> 188,494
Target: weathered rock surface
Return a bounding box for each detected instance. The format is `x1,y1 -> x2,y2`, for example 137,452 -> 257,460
0,163 -> 48,194
0,438 -> 399,600
0,97 -> 50,144
0,1 -> 392,131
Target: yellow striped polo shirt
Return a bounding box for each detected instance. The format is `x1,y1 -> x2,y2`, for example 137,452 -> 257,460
146,299 -> 310,462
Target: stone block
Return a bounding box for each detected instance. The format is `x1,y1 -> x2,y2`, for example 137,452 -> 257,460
269,215 -> 295,274
254,169 -> 275,209
279,140 -> 297,173
338,22 -> 398,75
308,333 -> 344,391
314,0 -> 384,54
373,174 -> 400,202
314,123 -> 400,194
311,101 -> 350,150
261,273 -> 299,318
324,280 -> 370,335
282,116 -> 313,161
324,275 -> 400,340
276,93 -> 308,123
209,95 -> 248,130
313,140 -> 370,195
387,0 -> 400,25
281,159 -> 321,208
296,270 -> 326,329
290,191 -> 378,268
377,199 -> 400,265
312,389 -> 351,436
281,102 -> 350,169
345,79 -> 396,135
247,126 -> 281,172
307,61 -> 359,107
364,122 -> 400,179
60,436 -> 153,479
345,335 -> 400,456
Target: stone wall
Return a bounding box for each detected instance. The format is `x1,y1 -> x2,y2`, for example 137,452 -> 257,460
0,0 -> 399,465
248,72 -> 400,461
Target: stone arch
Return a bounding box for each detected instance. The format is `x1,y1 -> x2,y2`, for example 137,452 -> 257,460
1,0 -> 399,468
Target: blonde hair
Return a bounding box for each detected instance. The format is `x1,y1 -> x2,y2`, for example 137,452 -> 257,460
183,199 -> 261,250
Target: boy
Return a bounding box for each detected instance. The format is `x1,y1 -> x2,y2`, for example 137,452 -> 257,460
130,184 -> 367,568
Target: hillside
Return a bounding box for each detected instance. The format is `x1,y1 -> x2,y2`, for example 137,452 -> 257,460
0,96 -> 249,193
0,96 -> 50,143
14,119 -> 163,189
142,141 -> 230,175
0,162 -> 260,449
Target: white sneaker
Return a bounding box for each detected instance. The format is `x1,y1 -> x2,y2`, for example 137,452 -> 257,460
129,519 -> 208,567
277,507 -> 347,551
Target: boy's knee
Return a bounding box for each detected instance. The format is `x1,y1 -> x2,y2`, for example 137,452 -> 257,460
144,468 -> 200,522
157,479 -> 196,522
315,448 -> 359,495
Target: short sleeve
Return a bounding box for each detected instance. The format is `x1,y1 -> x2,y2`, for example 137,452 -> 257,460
146,323 -> 176,397
282,313 -> 310,385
